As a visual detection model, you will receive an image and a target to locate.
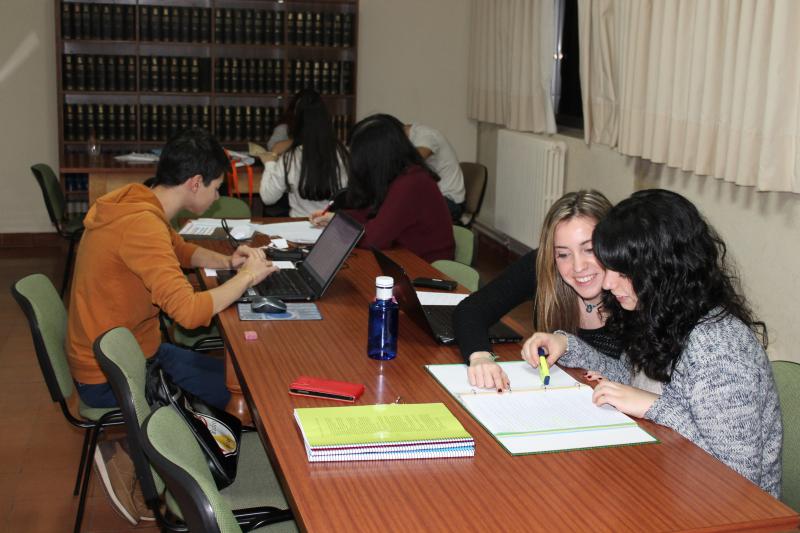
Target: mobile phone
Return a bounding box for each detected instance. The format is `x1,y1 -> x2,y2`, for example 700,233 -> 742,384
412,277 -> 457,291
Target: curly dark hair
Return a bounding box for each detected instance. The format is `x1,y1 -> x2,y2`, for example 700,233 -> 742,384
593,189 -> 767,383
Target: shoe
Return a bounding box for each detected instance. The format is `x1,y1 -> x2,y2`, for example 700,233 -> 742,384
94,440 -> 139,525
132,479 -> 156,521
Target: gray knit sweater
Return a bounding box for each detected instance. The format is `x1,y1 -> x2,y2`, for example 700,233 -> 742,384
559,311 -> 782,497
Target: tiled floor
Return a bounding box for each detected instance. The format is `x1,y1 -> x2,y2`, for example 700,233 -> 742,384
0,238 -> 528,532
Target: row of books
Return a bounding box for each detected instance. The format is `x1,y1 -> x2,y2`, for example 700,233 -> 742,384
60,2 -> 355,48
61,3 -> 136,41
62,55 -> 137,92
63,103 -> 353,144
139,57 -> 209,93
294,403 -> 475,462
286,12 -> 355,47
65,174 -> 89,219
216,58 -> 284,95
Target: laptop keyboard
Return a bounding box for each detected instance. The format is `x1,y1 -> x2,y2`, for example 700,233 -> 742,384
216,269 -> 310,299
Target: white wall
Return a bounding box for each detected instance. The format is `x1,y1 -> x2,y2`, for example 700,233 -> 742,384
357,0 -> 477,161
477,125 -> 800,363
0,0 -> 58,233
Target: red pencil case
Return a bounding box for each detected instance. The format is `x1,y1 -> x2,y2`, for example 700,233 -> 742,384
289,376 -> 365,402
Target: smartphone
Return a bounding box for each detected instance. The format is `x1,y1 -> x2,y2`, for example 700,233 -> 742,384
412,277 -> 457,291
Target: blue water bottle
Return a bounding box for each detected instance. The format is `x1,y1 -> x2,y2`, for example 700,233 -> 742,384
367,276 -> 399,360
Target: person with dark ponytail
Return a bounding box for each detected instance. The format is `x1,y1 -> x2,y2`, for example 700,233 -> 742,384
259,89 -> 348,217
310,113 -> 454,262
523,189 -> 782,497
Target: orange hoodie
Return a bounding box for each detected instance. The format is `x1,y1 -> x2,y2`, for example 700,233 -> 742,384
66,184 -> 214,384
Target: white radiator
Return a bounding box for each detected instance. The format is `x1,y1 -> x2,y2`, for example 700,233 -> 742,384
494,130 -> 566,249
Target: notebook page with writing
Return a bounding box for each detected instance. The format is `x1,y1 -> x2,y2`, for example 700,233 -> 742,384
427,361 -> 577,394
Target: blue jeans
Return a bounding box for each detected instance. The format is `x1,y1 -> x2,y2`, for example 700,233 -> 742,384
445,198 -> 465,222
76,343 -> 231,411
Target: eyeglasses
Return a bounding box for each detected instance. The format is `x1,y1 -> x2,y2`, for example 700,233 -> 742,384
220,218 -> 239,251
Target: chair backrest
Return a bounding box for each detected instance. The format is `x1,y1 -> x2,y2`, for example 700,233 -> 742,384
11,274 -> 74,403
143,406 -> 241,533
173,196 -> 251,229
459,162 -> 488,227
30,163 -> 67,229
772,360 -> 800,511
452,225 -> 477,266
431,260 -> 480,292
93,327 -> 164,504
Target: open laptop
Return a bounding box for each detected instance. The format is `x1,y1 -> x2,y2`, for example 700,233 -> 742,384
372,249 -> 522,345
219,212 -> 364,301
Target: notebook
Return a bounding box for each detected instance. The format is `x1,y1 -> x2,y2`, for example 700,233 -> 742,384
294,403 -> 475,462
219,213 -> 364,301
372,249 -> 522,345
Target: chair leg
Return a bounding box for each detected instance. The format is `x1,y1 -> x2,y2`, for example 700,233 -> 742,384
61,237 -> 77,298
74,424 -> 101,533
73,428 -> 91,496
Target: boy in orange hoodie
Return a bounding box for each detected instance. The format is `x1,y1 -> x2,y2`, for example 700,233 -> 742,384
66,128 -> 275,524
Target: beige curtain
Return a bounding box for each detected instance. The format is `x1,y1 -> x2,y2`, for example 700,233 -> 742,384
579,0 -> 800,192
468,0 -> 556,133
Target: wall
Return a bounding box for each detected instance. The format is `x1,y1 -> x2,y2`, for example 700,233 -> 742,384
357,0 -> 477,161
0,0 -> 58,233
477,125 -> 800,363
0,0 -> 478,234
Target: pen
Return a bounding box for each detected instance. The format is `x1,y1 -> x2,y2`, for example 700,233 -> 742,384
394,396 -> 402,404
538,347 -> 550,386
321,199 -> 335,215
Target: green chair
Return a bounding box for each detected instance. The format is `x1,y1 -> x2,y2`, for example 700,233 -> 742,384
172,195 -> 251,230
143,407 -> 298,533
11,274 -> 125,533
30,164 -> 85,297
772,360 -> 800,511
94,327 -> 293,531
453,225 -> 477,266
458,162 -> 488,228
431,260 -> 480,292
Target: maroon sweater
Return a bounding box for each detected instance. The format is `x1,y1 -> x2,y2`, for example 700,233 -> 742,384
345,166 -> 455,262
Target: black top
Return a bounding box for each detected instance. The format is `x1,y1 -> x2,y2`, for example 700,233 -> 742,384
453,249 -> 622,362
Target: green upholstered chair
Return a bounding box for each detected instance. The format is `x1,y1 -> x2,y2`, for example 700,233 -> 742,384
11,273 -> 125,533
143,407 -> 298,533
172,195 -> 251,230
452,225 -> 477,266
431,260 -> 480,293
458,162 -> 488,228
94,327 -> 293,531
772,360 -> 800,511
30,164 -> 85,297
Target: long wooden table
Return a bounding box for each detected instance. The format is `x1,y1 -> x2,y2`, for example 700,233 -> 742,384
201,240 -> 798,532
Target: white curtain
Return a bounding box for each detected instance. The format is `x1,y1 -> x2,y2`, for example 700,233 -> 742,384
467,0 -> 556,133
578,0 -> 800,192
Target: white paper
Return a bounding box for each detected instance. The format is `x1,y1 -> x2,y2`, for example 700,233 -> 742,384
427,361 -> 578,395
179,218 -> 251,236
204,268 -> 217,277
114,152 -> 159,163
271,261 -> 296,270
268,238 -> 289,250
415,291 -> 469,306
252,221 -> 323,244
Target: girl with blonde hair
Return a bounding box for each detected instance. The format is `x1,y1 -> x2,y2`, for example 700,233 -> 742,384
453,190 -> 619,390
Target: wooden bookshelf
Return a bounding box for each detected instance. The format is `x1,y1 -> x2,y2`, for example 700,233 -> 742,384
55,0 -> 358,213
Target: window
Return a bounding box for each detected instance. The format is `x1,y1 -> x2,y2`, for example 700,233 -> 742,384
553,0 -> 583,130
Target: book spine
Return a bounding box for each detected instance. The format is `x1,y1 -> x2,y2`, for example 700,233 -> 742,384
127,104 -> 137,141
85,55 -> 95,91
101,5 -> 112,40
140,6 -> 150,41
151,6 -> 161,42
180,58 -> 189,92
343,14 -> 354,46
306,448 -> 475,462
200,8 -> 210,43
63,55 -> 74,90
61,3 -> 73,40
127,57 -> 136,91
303,11 -> 313,47
124,6 -> 135,40
96,56 -> 106,91
254,10 -> 264,45
274,11 -> 283,45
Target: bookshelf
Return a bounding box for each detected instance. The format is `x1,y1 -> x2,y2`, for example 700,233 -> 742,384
55,0 -> 359,215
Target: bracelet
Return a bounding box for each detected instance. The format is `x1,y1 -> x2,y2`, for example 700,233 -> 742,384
238,268 -> 256,288
469,352 -> 498,363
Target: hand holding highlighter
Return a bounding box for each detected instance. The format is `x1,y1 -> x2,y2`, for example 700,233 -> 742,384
289,376 -> 365,402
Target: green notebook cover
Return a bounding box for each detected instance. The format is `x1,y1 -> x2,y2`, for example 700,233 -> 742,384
294,402 -> 472,447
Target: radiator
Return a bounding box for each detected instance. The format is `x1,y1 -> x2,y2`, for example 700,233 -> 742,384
494,130 -> 566,249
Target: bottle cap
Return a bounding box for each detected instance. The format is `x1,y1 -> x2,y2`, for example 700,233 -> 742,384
375,276 -> 394,300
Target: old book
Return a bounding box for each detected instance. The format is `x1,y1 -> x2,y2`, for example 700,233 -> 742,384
61,3 -> 73,40
63,55 -> 74,90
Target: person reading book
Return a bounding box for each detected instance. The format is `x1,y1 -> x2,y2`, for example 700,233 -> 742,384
453,190 -> 623,391
523,189 -> 781,497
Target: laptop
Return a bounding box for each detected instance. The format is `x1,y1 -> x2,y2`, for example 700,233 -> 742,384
219,212 -> 364,301
372,249 -> 522,345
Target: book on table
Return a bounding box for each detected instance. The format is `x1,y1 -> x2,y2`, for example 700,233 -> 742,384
294,403 -> 475,462
426,361 -> 657,455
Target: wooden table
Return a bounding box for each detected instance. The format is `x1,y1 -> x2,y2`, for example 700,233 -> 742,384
201,243 -> 798,532
60,152 -> 262,205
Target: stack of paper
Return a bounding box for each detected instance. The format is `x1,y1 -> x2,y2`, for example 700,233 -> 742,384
294,403 -> 475,462
252,221 -> 323,244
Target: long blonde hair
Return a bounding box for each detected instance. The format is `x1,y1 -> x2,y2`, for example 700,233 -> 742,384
534,190 -> 612,333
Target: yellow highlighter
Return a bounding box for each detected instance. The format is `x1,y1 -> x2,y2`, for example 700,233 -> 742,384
537,347 -> 550,386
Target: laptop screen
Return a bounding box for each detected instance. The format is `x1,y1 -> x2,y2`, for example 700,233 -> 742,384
302,213 -> 364,291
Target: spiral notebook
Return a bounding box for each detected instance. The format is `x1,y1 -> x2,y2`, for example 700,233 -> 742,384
294,403 -> 475,462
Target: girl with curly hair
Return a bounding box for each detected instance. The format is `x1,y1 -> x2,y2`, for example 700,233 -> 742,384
523,189 -> 782,497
